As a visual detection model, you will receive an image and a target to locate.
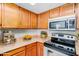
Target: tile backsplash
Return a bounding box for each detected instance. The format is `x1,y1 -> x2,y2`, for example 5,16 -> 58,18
1,29 -> 48,38
0,29 -> 76,39
13,29 -> 49,38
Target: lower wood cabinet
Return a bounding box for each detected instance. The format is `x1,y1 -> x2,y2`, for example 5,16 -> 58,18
26,42 -> 44,56
26,46 -> 37,56
37,42 -> 44,56
2,46 -> 25,56
0,42 -> 44,56
26,42 -> 37,56
13,50 -> 25,56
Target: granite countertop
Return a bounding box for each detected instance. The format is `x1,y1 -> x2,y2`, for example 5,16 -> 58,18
0,35 -> 50,54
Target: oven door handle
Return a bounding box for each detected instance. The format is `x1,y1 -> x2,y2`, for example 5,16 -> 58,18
48,50 -> 53,53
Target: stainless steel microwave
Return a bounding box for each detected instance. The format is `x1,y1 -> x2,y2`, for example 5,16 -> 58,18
48,15 -> 76,30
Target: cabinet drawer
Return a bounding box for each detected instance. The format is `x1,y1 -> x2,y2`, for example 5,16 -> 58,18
13,50 -> 25,56
3,46 -> 25,56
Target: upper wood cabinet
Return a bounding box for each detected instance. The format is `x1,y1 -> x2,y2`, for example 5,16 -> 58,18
60,3 -> 75,16
0,4 -> 2,28
38,11 -> 49,29
18,7 -> 30,28
75,3 -> 79,29
2,3 -> 20,28
30,13 -> 37,29
50,7 -> 60,18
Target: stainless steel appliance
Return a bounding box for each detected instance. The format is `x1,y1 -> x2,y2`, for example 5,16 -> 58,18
44,33 -> 76,56
48,15 -> 76,30
1,30 -> 16,44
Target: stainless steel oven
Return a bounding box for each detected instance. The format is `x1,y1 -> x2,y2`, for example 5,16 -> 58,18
48,15 -> 76,30
44,46 -> 68,56
44,33 -> 76,56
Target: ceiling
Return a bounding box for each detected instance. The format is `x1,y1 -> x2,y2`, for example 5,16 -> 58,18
16,3 -> 65,14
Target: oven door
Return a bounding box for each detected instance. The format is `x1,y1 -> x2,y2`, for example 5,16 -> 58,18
49,20 -> 68,30
44,47 -> 68,56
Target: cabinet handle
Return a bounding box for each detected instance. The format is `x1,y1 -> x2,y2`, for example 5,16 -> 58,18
48,50 -> 53,53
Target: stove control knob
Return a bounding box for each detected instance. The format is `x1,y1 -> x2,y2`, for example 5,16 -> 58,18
67,48 -> 69,50
71,36 -> 73,38
70,49 -> 73,51
67,36 -> 70,38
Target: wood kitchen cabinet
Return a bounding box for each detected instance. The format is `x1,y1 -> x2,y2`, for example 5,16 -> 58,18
60,3 -> 75,16
26,42 -> 44,56
26,42 -> 37,56
38,11 -> 49,29
37,42 -> 44,56
13,50 -> 25,56
75,3 -> 79,29
2,46 -> 25,56
26,46 -> 37,56
0,42 -> 44,56
0,4 -> 2,28
50,7 -> 60,18
2,3 -> 20,28
18,7 -> 30,28
30,12 -> 37,29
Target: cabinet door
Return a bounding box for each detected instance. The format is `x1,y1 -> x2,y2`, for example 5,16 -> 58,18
37,42 -> 44,56
31,46 -> 37,56
75,3 -> 79,29
26,43 -> 37,56
30,13 -> 37,29
13,51 -> 25,56
26,46 -> 37,56
0,4 -> 2,28
18,7 -> 30,28
60,3 -> 75,16
2,3 -> 19,28
50,7 -> 60,18
38,11 -> 49,29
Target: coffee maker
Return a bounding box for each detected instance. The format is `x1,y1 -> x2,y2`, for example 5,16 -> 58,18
2,30 -> 16,44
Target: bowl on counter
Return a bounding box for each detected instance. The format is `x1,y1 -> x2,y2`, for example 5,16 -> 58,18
23,35 -> 32,40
